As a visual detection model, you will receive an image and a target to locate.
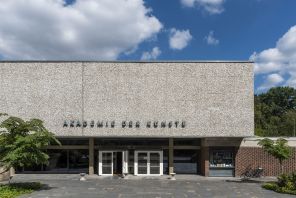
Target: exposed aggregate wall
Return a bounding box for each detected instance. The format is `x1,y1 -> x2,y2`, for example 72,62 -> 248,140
0,61 -> 254,137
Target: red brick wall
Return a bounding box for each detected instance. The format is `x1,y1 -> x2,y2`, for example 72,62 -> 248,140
235,147 -> 296,177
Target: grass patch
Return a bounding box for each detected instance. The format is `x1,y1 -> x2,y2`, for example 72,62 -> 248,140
262,182 -> 296,195
0,182 -> 42,198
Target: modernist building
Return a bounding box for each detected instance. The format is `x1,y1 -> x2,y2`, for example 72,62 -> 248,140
1,60 -> 285,178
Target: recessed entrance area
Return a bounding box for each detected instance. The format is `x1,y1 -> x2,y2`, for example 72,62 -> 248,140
113,151 -> 123,175
16,138 -> 201,176
98,151 -> 128,176
98,150 -> 163,176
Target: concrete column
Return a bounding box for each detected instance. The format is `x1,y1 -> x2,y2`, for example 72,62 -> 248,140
169,138 -> 174,174
200,138 -> 209,177
89,138 -> 94,175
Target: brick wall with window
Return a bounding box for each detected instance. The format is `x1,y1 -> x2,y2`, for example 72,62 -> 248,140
235,147 -> 296,177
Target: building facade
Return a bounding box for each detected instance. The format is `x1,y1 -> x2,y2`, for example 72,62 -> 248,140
0,61 -> 258,177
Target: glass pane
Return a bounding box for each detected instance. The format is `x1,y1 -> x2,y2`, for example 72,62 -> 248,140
150,152 -> 160,175
210,150 -> 234,168
57,138 -> 88,145
22,164 -> 43,171
102,153 -> 112,164
47,150 -> 68,170
138,167 -> 147,174
69,150 -> 89,171
138,153 -> 147,166
102,166 -> 112,174
128,150 -> 134,174
174,150 -> 197,174
137,152 -> 147,174
102,152 -> 112,174
174,139 -> 200,146
150,153 -> 160,166
150,167 -> 160,174
95,139 -> 168,147
163,150 -> 168,174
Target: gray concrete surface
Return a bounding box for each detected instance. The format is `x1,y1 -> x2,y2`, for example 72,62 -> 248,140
0,61 -> 253,137
3,174 -> 292,198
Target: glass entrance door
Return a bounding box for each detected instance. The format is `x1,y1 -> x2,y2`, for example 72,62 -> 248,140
135,151 -> 163,176
98,151 -> 128,176
101,151 -> 113,175
149,152 -> 160,174
137,152 -> 148,174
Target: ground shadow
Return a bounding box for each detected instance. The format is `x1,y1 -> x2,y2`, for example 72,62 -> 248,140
225,179 -> 264,184
39,183 -> 56,191
3,182 -> 56,191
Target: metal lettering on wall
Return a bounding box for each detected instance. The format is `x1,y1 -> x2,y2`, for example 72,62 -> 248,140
63,120 -> 186,129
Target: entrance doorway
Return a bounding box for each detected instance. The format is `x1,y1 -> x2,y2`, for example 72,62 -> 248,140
113,151 -> 123,175
135,151 -> 163,176
98,151 -> 128,176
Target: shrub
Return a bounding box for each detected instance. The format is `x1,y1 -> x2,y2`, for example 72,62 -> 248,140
0,182 -> 42,198
277,173 -> 289,187
277,172 -> 296,190
290,172 -> 296,188
283,181 -> 295,191
263,171 -> 296,195
262,182 -> 278,190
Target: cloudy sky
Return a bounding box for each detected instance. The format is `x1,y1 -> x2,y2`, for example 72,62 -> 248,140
0,0 -> 295,92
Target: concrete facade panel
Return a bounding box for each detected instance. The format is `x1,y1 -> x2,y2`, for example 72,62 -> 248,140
0,62 -> 83,136
0,61 -> 254,137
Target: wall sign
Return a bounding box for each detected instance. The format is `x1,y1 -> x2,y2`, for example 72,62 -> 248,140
63,120 -> 186,129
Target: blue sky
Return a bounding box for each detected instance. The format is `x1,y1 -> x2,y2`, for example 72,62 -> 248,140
0,0 -> 296,92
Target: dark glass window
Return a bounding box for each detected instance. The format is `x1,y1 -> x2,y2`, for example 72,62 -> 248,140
46,150 -> 68,171
174,139 -> 200,146
209,150 -> 234,168
173,150 -> 198,174
57,139 -> 89,145
128,150 -> 135,174
163,149 -> 168,174
209,148 -> 235,177
69,150 -> 89,171
21,164 -> 43,171
16,149 -> 89,173
95,138 -> 168,148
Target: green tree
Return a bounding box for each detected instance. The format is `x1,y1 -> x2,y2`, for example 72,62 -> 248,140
280,110 -> 296,136
0,113 -> 60,174
255,87 -> 296,136
258,138 -> 293,174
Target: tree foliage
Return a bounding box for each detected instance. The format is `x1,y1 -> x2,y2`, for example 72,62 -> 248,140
0,113 -> 60,173
258,138 -> 293,174
255,87 -> 296,136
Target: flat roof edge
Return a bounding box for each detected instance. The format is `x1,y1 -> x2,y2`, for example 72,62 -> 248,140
0,60 -> 253,63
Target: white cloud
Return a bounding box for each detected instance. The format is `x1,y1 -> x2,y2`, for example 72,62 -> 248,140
169,28 -> 192,50
251,25 -> 296,90
205,31 -> 219,45
0,0 -> 162,60
181,0 -> 225,14
141,47 -> 161,60
257,73 -> 284,91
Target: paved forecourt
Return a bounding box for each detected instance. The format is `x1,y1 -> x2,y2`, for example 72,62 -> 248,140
6,174 -> 292,198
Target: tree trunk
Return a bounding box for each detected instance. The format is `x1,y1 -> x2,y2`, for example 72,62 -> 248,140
281,164 -> 284,174
279,160 -> 284,174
